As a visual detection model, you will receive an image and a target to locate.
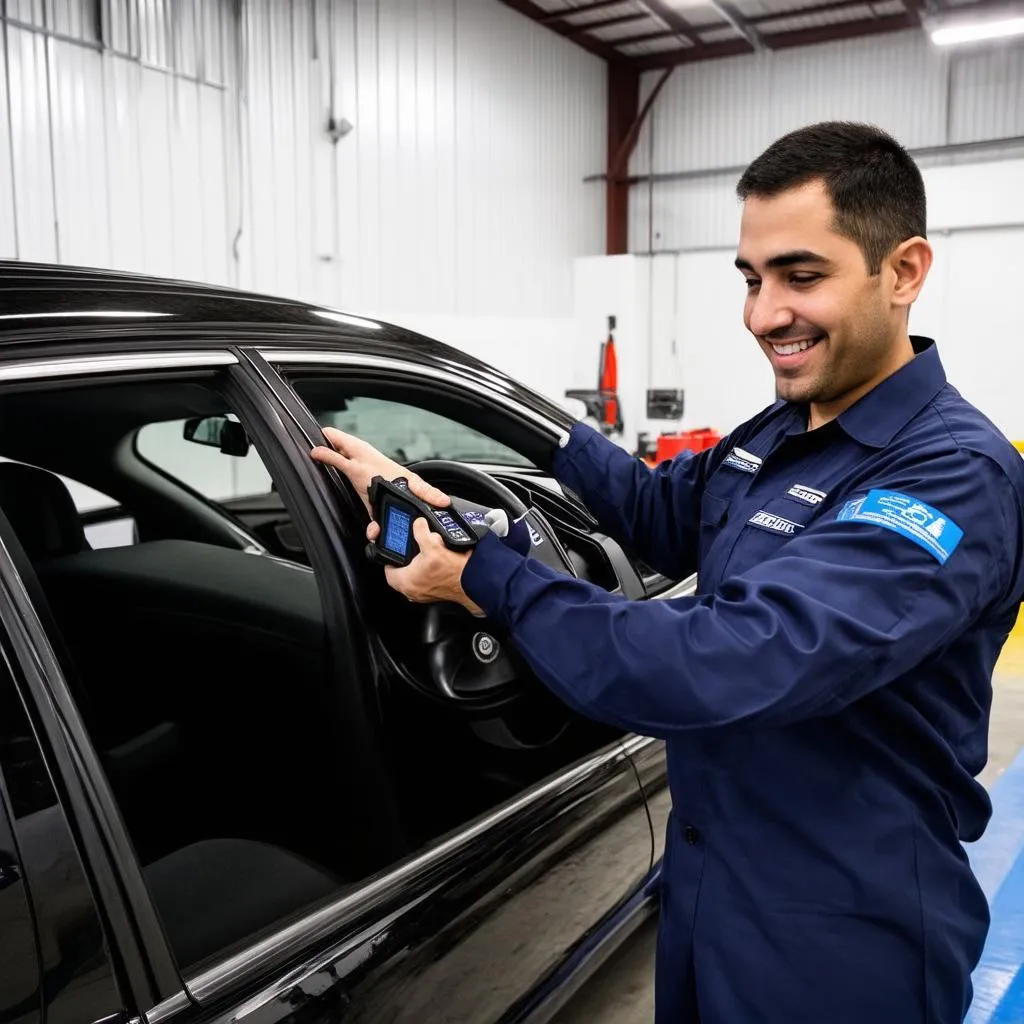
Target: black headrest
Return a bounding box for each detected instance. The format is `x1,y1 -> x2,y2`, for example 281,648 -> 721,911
0,462 -> 88,560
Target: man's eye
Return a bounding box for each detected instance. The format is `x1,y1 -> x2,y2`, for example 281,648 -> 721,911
744,279 -> 760,289
791,274 -> 820,285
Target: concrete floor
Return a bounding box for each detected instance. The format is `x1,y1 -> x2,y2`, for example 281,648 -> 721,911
551,634 -> 1024,1024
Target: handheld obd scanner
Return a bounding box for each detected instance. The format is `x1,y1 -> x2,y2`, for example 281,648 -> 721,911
366,475 -> 496,567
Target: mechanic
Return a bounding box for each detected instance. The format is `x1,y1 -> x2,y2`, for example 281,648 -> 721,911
311,122 -> 1024,1023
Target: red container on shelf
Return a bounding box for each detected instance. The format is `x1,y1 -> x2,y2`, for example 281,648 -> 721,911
655,429 -> 721,463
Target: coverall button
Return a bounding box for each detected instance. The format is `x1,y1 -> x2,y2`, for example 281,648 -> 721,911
684,825 -> 700,845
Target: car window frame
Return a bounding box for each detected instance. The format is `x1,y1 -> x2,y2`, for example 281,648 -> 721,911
260,348 -> 573,460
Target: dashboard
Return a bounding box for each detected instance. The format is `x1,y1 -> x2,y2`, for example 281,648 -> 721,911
466,464 -> 682,602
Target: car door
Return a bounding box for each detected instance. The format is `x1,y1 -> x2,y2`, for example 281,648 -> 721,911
0,340 -> 655,1024
144,343 -> 656,1024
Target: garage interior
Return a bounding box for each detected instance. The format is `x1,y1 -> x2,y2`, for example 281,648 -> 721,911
2,0 -> 1024,1020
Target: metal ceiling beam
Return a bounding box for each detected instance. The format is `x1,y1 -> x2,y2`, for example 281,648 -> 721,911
570,12 -> 651,35
766,9 -> 920,46
601,0 -> 898,52
626,0 -> 700,47
609,66 -> 676,180
630,7 -> 922,67
609,26 -> 679,46
637,0 -> 762,53
496,0 -> 629,61
539,0 -> 632,24
747,0 -> 896,23
631,36 -> 753,68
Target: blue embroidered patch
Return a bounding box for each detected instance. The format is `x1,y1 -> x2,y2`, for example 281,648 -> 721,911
837,489 -> 963,564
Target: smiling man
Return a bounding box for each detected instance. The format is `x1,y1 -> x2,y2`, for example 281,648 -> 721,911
312,122 -> 1024,1023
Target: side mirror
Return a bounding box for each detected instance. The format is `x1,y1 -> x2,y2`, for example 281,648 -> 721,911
182,416 -> 251,457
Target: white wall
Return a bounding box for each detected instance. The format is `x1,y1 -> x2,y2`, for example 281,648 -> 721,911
236,0 -> 605,318
0,0 -> 605,394
578,157 -> 1024,444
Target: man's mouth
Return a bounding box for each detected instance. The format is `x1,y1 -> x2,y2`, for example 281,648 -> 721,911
769,335 -> 824,357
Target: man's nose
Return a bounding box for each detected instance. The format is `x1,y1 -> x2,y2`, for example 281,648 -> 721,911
747,283 -> 796,338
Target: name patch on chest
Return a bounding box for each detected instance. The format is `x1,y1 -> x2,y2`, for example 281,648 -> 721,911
787,483 -> 827,506
722,447 -> 762,475
748,510 -> 803,535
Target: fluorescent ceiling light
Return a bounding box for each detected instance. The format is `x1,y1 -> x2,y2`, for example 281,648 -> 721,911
928,13 -> 1024,46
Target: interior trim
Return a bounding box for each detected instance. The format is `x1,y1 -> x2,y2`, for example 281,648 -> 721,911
258,348 -> 572,447
0,351 -> 237,382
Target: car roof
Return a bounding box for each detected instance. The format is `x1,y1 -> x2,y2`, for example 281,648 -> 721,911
0,261 -> 575,432
0,259 -> 448,356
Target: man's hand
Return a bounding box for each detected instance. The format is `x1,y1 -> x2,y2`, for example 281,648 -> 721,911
367,517 -> 483,615
310,427 -> 451,515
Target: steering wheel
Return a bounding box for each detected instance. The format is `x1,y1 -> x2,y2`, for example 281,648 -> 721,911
405,459 -> 574,705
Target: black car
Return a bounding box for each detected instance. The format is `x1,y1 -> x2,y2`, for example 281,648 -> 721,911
0,261 -> 685,1024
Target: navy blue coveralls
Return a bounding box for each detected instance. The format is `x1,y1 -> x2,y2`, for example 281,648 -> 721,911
461,338 -> 1024,1023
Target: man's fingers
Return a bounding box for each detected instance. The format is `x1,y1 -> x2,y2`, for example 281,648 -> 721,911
412,517 -> 436,546
366,521 -> 380,542
383,564 -> 403,593
408,475 -> 451,508
321,426 -> 360,454
310,444 -> 351,471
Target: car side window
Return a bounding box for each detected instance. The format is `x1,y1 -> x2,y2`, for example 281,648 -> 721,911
0,457 -> 136,550
0,375 -> 353,975
316,395 -> 533,467
136,415 -> 274,499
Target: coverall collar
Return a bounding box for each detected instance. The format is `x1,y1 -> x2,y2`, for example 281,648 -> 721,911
789,336 -> 946,449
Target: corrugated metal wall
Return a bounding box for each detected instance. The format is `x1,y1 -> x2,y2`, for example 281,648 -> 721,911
630,30 -> 1024,251
236,0 -> 605,315
1,0 -> 235,276
0,0 -> 606,317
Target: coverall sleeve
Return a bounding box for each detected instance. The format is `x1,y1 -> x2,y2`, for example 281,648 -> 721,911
551,422 -> 718,580
461,449 -> 1022,737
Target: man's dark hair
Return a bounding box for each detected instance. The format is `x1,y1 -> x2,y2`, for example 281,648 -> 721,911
736,122 -> 926,274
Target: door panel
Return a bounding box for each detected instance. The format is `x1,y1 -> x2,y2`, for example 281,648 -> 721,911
184,742 -> 651,1024
161,352 -> 655,1021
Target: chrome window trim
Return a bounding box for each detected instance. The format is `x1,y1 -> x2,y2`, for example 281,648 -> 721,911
258,348 -> 572,447
0,351 -> 237,382
141,990 -> 192,1024
184,738 -> 634,1006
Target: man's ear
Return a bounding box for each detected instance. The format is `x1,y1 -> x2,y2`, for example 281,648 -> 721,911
889,236 -> 932,311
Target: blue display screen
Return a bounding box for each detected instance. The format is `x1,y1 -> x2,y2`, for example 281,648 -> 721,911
383,505 -> 413,556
